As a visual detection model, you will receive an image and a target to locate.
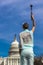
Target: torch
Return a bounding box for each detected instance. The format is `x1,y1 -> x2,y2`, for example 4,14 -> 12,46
30,4 -> 33,20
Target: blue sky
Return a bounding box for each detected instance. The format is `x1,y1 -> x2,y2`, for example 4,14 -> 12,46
0,0 -> 43,57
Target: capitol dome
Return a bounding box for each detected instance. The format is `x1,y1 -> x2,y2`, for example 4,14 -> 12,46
9,35 -> 20,57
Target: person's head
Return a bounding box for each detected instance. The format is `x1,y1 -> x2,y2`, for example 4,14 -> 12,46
22,22 -> 29,30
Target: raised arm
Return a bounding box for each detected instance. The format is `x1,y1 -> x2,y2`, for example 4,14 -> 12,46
30,4 -> 36,32
31,15 -> 36,32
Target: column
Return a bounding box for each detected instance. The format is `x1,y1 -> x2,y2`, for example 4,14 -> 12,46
11,58 -> 12,65
8,58 -> 9,65
4,58 -> 6,65
14,59 -> 16,65
4,59 -> 5,65
13,59 -> 15,65
17,59 -> 18,65
18,59 -> 20,65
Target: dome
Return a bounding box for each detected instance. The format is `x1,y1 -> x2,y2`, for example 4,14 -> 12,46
9,36 -> 20,57
11,40 -> 19,48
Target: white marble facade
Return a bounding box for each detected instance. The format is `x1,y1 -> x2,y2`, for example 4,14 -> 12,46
0,38 -> 20,65
4,56 -> 20,65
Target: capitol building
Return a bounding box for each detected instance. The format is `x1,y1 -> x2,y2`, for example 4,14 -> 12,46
0,37 -> 43,65
0,36 -> 20,65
